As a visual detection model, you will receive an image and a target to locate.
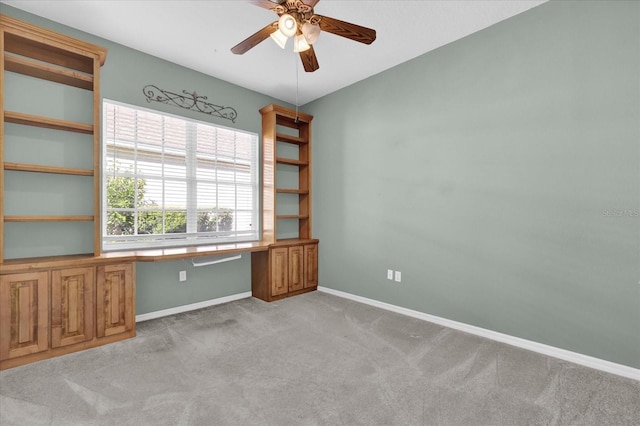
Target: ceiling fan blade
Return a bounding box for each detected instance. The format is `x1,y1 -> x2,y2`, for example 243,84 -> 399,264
231,22 -> 278,55
250,0 -> 319,11
299,45 -> 319,72
317,15 -> 376,45
249,0 -> 285,10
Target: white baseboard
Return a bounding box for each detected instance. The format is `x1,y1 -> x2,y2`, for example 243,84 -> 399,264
317,286 -> 640,381
135,291 -> 252,322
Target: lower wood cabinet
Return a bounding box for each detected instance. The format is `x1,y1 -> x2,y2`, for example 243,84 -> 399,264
270,246 -> 290,296
0,272 -> 49,361
252,240 -> 318,302
304,243 -> 318,288
0,262 -> 135,370
96,263 -> 135,338
51,267 -> 94,348
288,245 -> 304,293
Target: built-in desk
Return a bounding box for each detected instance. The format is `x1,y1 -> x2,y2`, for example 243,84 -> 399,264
0,240 -> 272,274
0,239 -> 318,370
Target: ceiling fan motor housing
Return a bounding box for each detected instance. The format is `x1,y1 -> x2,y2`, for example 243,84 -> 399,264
274,0 -> 315,22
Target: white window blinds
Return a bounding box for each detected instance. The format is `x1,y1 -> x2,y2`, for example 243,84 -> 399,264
102,100 -> 259,251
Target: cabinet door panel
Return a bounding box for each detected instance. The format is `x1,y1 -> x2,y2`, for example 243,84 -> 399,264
51,267 -> 94,348
304,243 -> 318,288
270,247 -> 288,296
96,263 -> 134,338
289,246 -> 304,292
0,272 -> 49,360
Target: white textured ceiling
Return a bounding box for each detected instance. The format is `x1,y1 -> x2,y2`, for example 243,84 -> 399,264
1,0 -> 546,105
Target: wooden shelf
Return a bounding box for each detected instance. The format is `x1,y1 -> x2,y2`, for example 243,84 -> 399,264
4,111 -> 93,134
276,188 -> 309,194
255,104 -> 316,302
4,53 -> 93,90
4,162 -> 93,176
276,157 -> 308,167
276,215 -> 310,220
260,104 -> 313,243
4,215 -> 94,222
1,14 -> 108,262
276,133 -> 307,145
0,15 -> 118,370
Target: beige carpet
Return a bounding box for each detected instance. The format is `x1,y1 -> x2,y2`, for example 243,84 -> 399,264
1,291 -> 638,425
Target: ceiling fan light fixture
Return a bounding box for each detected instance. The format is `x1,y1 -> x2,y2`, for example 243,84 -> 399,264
270,29 -> 288,49
231,0 -> 377,73
293,34 -> 310,53
278,14 -> 297,37
301,22 -> 320,44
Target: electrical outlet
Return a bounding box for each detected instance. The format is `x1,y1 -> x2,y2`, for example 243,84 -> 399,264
387,269 -> 394,280
394,271 -> 402,282
179,270 -> 187,282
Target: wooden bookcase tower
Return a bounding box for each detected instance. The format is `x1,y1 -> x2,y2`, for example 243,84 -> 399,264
0,14 -> 106,262
251,104 -> 319,301
260,103 -> 313,242
0,15 -> 136,371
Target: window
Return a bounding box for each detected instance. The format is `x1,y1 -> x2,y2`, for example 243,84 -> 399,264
102,100 -> 259,251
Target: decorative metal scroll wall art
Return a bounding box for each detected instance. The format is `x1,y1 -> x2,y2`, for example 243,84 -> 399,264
143,84 -> 238,123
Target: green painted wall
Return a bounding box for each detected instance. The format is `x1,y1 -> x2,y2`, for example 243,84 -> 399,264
1,5 -> 288,314
306,0 -> 639,369
135,255 -> 253,315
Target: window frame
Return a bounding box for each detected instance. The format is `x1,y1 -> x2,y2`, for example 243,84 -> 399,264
101,99 -> 260,252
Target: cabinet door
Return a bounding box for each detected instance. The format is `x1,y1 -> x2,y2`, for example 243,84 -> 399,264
270,247 -> 289,296
96,263 -> 134,338
304,243 -> 318,288
0,272 -> 49,361
51,267 -> 94,348
288,245 -> 304,292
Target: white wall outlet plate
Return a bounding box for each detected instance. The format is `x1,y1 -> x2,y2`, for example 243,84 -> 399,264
394,271 -> 402,282
387,269 -> 394,280
179,270 -> 187,282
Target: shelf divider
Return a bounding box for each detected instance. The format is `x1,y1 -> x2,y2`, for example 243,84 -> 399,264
276,188 -> 309,194
276,215 -> 310,220
4,53 -> 94,90
276,157 -> 308,167
276,133 -> 306,145
4,162 -> 94,176
4,110 -> 93,134
4,215 -> 94,222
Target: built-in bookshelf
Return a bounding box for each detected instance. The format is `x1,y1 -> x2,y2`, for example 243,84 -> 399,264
0,14 -> 107,262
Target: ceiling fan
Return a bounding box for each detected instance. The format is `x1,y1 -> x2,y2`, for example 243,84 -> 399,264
231,0 -> 377,72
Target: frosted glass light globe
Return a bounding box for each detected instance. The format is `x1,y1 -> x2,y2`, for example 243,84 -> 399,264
278,14 -> 297,37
